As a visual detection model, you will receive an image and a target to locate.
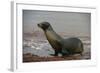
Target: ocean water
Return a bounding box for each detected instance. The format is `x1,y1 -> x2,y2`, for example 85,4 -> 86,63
23,34 -> 91,59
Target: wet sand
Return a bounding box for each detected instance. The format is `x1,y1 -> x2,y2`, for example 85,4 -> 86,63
23,51 -> 90,62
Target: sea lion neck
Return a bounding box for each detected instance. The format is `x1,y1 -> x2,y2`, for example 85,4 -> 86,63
44,25 -> 63,41
45,25 -> 54,32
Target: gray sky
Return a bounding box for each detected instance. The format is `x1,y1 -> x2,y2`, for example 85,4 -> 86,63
23,10 -> 91,36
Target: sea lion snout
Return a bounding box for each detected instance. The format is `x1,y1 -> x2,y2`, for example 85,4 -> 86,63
37,23 -> 41,27
37,23 -> 44,29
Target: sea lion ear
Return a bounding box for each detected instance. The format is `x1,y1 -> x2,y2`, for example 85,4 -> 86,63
43,22 -> 50,26
43,22 -> 50,29
47,23 -> 50,26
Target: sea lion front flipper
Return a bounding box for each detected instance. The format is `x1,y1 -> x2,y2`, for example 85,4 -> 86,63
62,48 -> 69,56
50,51 -> 58,56
49,39 -> 63,56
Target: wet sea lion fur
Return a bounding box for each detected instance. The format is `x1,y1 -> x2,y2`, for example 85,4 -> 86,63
37,22 -> 84,56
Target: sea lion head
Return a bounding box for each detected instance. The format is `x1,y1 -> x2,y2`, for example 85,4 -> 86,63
37,22 -> 51,30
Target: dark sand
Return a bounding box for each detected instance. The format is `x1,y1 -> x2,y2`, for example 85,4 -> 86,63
23,51 -> 90,62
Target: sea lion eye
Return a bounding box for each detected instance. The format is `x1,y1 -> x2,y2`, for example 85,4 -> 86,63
42,23 -> 49,27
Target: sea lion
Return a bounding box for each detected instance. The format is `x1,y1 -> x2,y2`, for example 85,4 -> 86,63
37,22 -> 84,56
